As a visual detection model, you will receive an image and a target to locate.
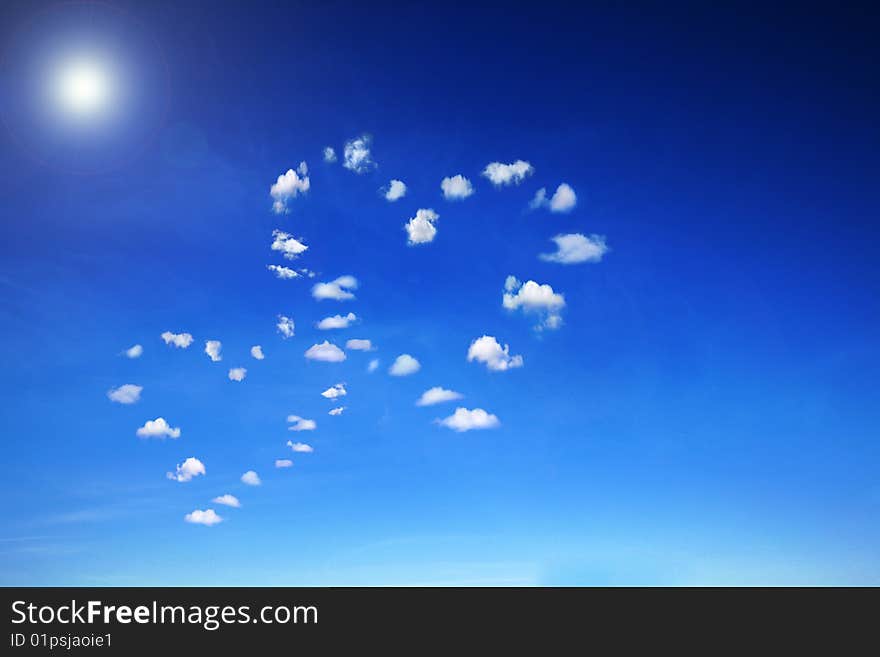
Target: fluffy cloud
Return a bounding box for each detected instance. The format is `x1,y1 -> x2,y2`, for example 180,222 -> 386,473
304,341 -> 346,362
251,345 -> 265,360
212,494 -> 241,508
161,331 -> 193,349
389,354 -> 420,376
529,183 -> 577,213
502,276 -> 565,330
540,233 -> 608,264
287,441 -> 314,453
441,174 -> 474,200
241,470 -> 261,486
317,312 -> 357,330
323,146 -> 337,163
312,275 -> 357,301
125,344 -> 143,358
205,340 -> 222,362
228,367 -> 247,382
343,134 -> 376,173
437,407 -> 500,432
277,315 -> 295,339
107,384 -> 142,404
270,162 -> 310,214
384,179 -> 407,201
136,417 -> 181,439
321,383 -> 347,399
368,358 -> 380,373
482,160 -> 533,186
467,335 -> 523,371
416,386 -> 463,406
184,509 -> 222,526
405,208 -> 439,245
271,229 -> 309,260
328,406 -> 345,416
167,457 -> 205,482
267,264 -> 300,279
287,415 -> 316,431
275,459 -> 293,468
345,338 -> 374,351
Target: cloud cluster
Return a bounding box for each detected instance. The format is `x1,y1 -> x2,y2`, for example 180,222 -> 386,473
161,331 -> 193,349
270,162 -> 309,214
323,146 -> 337,163
205,340 -> 222,362
287,441 -> 314,453
277,315 -> 295,339
271,229 -> 309,260
312,275 -> 357,301
275,459 -> 293,468
267,264 -> 301,279
250,345 -> 265,360
304,341 -> 346,362
241,470 -> 261,486
405,208 -> 439,245
530,183 -> 576,213
125,344 -> 143,359
539,233 -> 608,264
437,407 -> 500,432
167,457 -> 205,482
467,335 -> 523,371
389,354 -> 420,376
136,417 -> 181,439
345,338 -> 374,351
384,179 -> 407,201
503,276 -> 565,329
317,312 -> 357,330
482,160 -> 533,186
108,384 -> 142,404
343,134 -> 376,173
185,509 -> 222,526
329,406 -> 345,416
441,174 -> 474,200
287,415 -> 316,431
321,383 -> 347,399
212,494 -> 241,508
228,367 -> 246,381
416,386 -> 463,406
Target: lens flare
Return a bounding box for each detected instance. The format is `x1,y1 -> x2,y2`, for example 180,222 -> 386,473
54,57 -> 113,118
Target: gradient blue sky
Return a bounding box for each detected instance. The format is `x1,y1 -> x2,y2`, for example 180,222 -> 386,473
1,1 -> 878,585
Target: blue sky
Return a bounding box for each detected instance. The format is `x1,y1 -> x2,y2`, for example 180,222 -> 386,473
0,1 -> 878,585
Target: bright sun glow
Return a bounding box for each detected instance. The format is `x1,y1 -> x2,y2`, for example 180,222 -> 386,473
55,58 -> 113,118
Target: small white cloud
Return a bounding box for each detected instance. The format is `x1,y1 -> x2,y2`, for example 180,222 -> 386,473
212,494 -> 241,508
228,367 -> 247,381
205,340 -> 222,362
251,345 -> 265,360
137,417 -> 181,439
317,312 -> 357,330
161,331 -> 193,349
125,344 -> 143,358
275,459 -> 293,468
277,315 -> 295,339
437,407 -> 500,432
271,229 -> 309,260
323,146 -> 337,163
405,208 -> 439,245
312,275 -> 358,301
467,335 -> 523,371
416,386 -> 463,406
287,441 -> 314,453
185,509 -> 222,526
502,277 -> 566,330
270,163 -> 310,214
384,179 -> 407,201
368,358 -> 379,373
107,384 -> 142,404
540,233 -> 608,264
167,457 -> 205,482
529,187 -> 547,209
482,160 -> 533,186
304,341 -> 346,362
343,134 -> 376,173
267,264 -> 300,279
328,406 -> 345,416
287,415 -> 316,432
321,383 -> 347,399
389,354 -> 420,376
345,338 -> 374,351
441,174 -> 474,200
529,183 -> 577,213
241,470 -> 261,486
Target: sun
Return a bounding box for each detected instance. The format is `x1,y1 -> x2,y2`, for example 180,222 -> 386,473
54,57 -> 114,118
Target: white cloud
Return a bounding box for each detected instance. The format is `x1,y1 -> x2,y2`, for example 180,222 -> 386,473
441,174 -> 474,200
287,415 -> 316,432
416,386 -> 463,406
529,187 -> 547,209
467,335 -> 524,371
107,384 -> 142,404
502,277 -> 566,330
270,229 -> 309,260
317,312 -> 357,330
167,457 -> 205,482
241,470 -> 261,486
321,383 -> 347,399
405,208 -> 439,245
136,417 -> 181,439
251,345 -> 265,360
270,162 -> 310,214
482,160 -> 533,186
304,341 -> 346,362
384,179 -> 407,201
275,459 -> 293,468
540,233 -> 608,264
267,264 -> 300,279
323,146 -> 337,163
343,134 -> 376,173
277,315 -> 295,339
212,494 -> 241,508
368,358 -> 379,373
389,354 -> 420,376
529,183 -> 577,212
205,340 -> 222,362
287,441 -> 314,453
437,407 -> 500,432
312,275 -> 357,301
161,331 -> 193,349
328,406 -> 345,416
125,344 -> 143,358
184,509 -> 222,526
228,367 -> 247,382
346,338 -> 374,351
